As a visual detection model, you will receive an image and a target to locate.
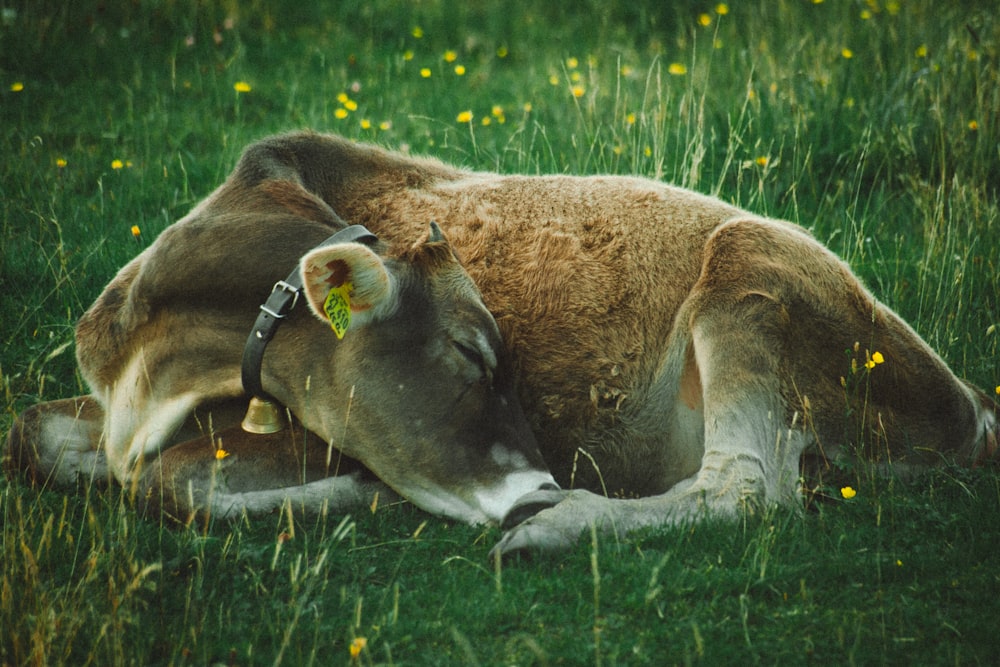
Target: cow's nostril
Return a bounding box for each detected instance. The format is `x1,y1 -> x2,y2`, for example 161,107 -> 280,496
500,487 -> 566,530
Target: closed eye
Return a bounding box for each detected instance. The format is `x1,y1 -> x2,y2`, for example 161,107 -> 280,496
453,340 -> 485,371
452,340 -> 492,384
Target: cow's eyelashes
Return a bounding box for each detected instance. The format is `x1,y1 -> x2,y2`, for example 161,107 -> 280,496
452,341 -> 491,382
453,341 -> 485,370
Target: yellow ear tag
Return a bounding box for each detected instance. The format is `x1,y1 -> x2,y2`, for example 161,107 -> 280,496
323,282 -> 353,340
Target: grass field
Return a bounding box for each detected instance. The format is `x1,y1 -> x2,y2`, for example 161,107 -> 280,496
2,1 -> 999,664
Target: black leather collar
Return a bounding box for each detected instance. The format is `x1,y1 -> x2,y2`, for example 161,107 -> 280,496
241,224 -> 379,400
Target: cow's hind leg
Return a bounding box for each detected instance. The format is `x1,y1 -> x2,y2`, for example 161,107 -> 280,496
4,396 -> 109,486
139,420 -> 396,523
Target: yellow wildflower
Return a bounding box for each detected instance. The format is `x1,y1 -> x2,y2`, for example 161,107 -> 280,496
668,63 -> 687,76
233,81 -> 251,93
840,486 -> 856,499
491,105 -> 504,117
337,92 -> 349,103
131,225 -> 141,238
549,74 -> 560,86
566,57 -> 579,69
841,48 -> 853,59
456,110 -> 473,123
111,159 -> 124,170
344,99 -> 358,111
360,119 -> 371,130
865,351 -> 885,370
626,112 -> 636,125
522,102 -> 532,113
496,45 -> 508,58
715,3 -> 729,15
698,14 -> 711,27
10,81 -> 24,92
454,64 -> 466,76
443,50 -> 457,62
994,385 -> 999,396
915,44 -> 928,58
403,50 -> 414,61
215,448 -> 230,460
56,158 -> 67,168
481,117 -> 491,126
334,108 -> 349,119
571,85 -> 585,98
860,9 -> 872,19
620,64 -> 634,77
420,68 -> 432,78
349,637 -> 367,658
755,156 -> 769,167
379,120 -> 392,131
968,120 -> 978,131
411,26 -> 423,38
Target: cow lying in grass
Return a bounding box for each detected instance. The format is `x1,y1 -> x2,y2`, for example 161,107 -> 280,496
6,132 -> 998,555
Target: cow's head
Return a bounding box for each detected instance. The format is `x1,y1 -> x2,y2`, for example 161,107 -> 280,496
294,223 -> 560,524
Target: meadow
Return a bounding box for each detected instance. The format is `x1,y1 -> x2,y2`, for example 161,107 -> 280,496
2,1 -> 999,664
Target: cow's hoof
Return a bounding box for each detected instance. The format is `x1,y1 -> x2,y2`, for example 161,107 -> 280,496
490,517 -> 581,560
498,485 -> 566,530
490,489 -> 608,560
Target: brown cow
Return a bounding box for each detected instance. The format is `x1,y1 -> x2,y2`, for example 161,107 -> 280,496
5,132 -> 997,555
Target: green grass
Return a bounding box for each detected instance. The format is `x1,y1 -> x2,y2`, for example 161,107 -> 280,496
2,1 -> 999,664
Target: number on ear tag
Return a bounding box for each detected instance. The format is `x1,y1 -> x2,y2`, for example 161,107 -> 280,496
323,282 -> 353,339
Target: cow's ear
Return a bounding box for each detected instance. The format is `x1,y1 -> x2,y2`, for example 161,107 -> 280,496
299,243 -> 397,336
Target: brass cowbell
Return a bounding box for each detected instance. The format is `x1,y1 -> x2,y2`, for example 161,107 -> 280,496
240,397 -> 284,434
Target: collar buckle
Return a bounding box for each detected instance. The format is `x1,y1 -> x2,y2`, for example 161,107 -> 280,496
260,280 -> 301,319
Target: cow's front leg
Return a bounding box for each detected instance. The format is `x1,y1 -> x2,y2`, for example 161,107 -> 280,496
493,429 -> 806,558
493,262 -> 810,557
139,420 -> 398,522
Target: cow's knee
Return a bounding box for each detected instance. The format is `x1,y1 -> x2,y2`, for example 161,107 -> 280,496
4,397 -> 107,486
5,403 -> 43,482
